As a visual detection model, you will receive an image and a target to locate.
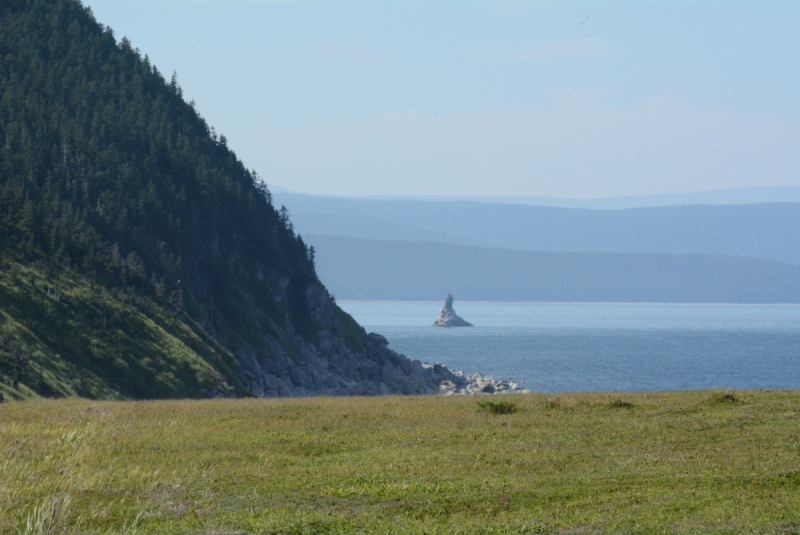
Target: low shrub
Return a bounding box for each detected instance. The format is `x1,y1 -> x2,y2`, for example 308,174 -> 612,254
476,398 -> 517,414
610,398 -> 634,408
710,392 -> 740,404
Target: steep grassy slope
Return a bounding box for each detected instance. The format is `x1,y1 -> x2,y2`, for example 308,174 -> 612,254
0,0 -> 405,399
0,256 -> 242,400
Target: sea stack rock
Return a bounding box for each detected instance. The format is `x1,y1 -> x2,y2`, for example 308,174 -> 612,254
433,294 -> 473,327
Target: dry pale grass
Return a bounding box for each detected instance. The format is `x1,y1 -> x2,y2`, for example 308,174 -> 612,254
1,390 -> 800,534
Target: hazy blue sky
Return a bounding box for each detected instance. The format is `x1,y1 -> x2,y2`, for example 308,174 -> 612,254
85,1 -> 800,198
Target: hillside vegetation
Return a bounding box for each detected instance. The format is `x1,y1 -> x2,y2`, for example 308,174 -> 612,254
0,0 -> 444,400
2,391 -> 800,534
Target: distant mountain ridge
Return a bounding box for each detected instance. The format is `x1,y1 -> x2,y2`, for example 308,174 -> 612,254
274,193 -> 800,266
307,235 -> 800,303
274,186 -> 800,209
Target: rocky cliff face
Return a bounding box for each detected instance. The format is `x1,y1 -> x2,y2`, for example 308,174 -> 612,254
233,283 -> 438,396
232,285 -> 521,396
433,294 -> 473,327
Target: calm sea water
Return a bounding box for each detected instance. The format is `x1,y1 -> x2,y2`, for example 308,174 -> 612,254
339,301 -> 800,392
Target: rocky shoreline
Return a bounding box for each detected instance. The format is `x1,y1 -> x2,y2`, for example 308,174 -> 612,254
431,365 -> 526,395
228,284 -> 525,398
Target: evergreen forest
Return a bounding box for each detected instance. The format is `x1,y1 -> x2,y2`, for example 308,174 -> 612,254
0,0 -> 351,399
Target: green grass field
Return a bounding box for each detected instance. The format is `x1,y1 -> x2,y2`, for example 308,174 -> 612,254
2,390 -> 800,534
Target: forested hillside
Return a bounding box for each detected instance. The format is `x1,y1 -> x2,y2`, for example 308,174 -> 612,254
0,0 -> 452,400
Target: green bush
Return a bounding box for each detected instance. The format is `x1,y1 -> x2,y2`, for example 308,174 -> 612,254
476,398 -> 517,414
710,392 -> 740,404
610,398 -> 634,408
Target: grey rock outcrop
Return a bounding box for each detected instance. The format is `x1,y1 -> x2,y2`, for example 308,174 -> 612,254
433,294 -> 473,327
230,283 -> 520,397
431,366 -> 526,395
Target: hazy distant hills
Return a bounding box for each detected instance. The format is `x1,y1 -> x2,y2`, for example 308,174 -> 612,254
273,186 -> 800,210
275,193 -> 800,266
308,235 -> 800,303
268,190 -> 800,302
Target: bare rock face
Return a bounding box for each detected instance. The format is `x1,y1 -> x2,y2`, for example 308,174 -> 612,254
433,294 -> 473,327
231,284 -> 526,398
232,284 -> 441,398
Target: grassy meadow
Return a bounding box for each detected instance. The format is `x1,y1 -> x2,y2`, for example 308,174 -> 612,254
2,390 -> 800,534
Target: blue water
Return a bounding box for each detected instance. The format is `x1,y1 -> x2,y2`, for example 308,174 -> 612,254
339,301 -> 800,392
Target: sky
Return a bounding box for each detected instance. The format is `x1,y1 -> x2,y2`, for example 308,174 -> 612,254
85,0 -> 800,199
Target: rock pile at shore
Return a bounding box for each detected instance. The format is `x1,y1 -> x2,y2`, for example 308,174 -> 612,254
428,365 -> 527,395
